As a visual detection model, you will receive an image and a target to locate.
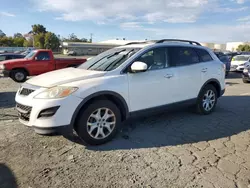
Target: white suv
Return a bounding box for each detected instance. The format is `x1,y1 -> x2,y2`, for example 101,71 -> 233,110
15,39 -> 226,145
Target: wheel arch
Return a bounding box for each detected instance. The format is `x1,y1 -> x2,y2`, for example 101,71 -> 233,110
199,79 -> 222,97
70,91 -> 129,129
11,67 -> 30,76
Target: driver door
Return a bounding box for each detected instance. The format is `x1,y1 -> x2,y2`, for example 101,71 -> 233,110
127,47 -> 178,112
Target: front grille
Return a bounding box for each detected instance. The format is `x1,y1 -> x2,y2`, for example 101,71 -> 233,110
19,88 -> 35,96
16,103 -> 32,121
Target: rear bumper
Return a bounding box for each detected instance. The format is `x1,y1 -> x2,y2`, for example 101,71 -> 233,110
0,69 -> 10,77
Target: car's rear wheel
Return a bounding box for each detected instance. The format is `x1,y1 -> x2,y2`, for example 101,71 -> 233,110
243,79 -> 249,83
10,69 -> 27,83
75,100 -> 121,145
196,84 -> 218,115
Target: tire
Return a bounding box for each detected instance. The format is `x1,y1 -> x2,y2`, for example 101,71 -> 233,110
75,100 -> 121,145
10,69 -> 27,83
196,84 -> 218,115
243,79 -> 249,83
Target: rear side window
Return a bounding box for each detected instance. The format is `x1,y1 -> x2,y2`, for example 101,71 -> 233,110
36,52 -> 51,61
195,49 -> 213,62
169,47 -> 199,66
0,56 -> 6,61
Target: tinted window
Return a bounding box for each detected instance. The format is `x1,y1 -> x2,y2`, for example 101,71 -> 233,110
0,56 -> 6,61
36,52 -> 50,61
196,49 -> 213,62
136,47 -> 169,70
218,55 -> 229,63
169,47 -> 199,66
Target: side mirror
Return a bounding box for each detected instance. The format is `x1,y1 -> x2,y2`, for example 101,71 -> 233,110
34,57 -> 38,61
130,61 -> 148,73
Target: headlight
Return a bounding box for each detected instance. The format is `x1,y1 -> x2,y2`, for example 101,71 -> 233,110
0,64 -> 5,70
34,86 -> 78,99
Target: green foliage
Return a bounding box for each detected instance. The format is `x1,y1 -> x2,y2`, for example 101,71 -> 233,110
13,33 -> 23,38
13,37 -> 25,47
31,24 -> 47,35
34,33 -> 45,48
23,38 -> 33,47
44,32 -> 60,50
0,36 -> 14,46
63,33 -> 89,42
237,44 -> 250,52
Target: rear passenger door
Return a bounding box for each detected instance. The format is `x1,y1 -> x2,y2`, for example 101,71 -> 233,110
169,46 -> 203,101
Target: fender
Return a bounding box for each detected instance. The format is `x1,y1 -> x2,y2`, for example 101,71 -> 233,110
69,91 -> 129,128
198,78 -> 224,97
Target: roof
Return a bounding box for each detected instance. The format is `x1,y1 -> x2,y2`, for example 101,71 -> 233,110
0,53 -> 24,56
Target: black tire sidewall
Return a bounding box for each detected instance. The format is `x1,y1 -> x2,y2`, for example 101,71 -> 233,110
75,100 -> 121,145
196,85 -> 218,115
11,69 -> 27,83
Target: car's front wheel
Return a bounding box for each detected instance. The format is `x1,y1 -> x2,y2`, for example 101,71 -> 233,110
10,69 -> 27,83
196,84 -> 218,115
75,100 -> 121,145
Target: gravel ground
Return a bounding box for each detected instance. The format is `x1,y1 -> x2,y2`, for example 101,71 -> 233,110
1,72 -> 250,188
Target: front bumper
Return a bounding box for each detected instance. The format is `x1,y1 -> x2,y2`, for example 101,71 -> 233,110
242,71 -> 250,82
0,69 -> 10,77
15,91 -> 83,134
230,65 -> 245,72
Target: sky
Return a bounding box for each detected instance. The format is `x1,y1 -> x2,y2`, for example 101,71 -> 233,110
1,0 -> 250,43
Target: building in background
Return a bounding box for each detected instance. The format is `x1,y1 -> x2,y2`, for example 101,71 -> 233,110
61,39 -> 250,55
62,39 -> 147,55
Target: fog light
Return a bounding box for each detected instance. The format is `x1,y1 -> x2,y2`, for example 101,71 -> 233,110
38,106 -> 60,118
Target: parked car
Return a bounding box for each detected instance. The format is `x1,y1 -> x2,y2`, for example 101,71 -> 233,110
67,51 -> 77,56
15,39 -> 225,145
214,52 -> 231,76
242,62 -> 250,83
230,55 -> 250,72
0,49 -> 87,82
0,53 -> 25,61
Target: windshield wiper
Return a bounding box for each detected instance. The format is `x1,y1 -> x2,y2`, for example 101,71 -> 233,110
106,49 -> 126,59
104,49 -> 135,71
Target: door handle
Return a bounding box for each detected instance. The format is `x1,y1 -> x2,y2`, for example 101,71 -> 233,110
201,68 -> 207,72
164,74 -> 173,79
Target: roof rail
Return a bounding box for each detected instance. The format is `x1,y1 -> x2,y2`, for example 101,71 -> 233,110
124,40 -> 156,46
156,39 -> 201,46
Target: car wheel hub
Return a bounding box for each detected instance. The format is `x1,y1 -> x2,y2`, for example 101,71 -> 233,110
15,72 -> 24,81
87,108 -> 116,139
202,90 -> 215,111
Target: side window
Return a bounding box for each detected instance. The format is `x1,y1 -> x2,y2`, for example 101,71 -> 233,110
0,56 -> 6,61
36,52 -> 51,61
136,48 -> 169,70
5,55 -> 12,60
196,49 -> 213,62
169,47 -> 199,66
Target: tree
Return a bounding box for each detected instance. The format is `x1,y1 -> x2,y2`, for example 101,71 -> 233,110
237,44 -> 250,52
34,33 -> 45,48
13,33 -> 23,38
23,38 -> 33,47
0,29 -> 6,37
63,33 -> 89,42
31,24 -> 47,35
0,36 -> 14,46
44,32 -> 60,50
13,37 -> 25,47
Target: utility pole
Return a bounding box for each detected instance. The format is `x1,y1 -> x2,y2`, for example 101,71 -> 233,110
90,33 -> 93,43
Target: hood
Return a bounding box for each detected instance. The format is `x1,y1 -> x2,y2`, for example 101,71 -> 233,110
26,67 -> 106,87
231,60 -> 247,66
0,58 -> 30,65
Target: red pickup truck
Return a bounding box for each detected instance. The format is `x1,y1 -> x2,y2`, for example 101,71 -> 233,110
0,49 -> 87,82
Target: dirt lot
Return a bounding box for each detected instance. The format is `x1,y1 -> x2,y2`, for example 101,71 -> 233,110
1,73 -> 250,188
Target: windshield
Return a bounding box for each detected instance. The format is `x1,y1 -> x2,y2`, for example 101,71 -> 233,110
78,47 -> 141,71
25,50 -> 37,59
232,56 -> 250,61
